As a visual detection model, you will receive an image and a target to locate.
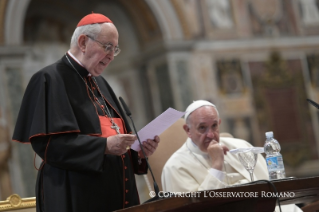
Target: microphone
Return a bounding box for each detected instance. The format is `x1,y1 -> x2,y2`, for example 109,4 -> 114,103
307,98 -> 319,109
119,97 -> 161,202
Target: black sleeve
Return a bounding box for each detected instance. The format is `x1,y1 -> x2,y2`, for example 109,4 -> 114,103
31,133 -> 106,173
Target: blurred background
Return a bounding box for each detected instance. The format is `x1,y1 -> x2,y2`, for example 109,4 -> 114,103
0,0 -> 319,202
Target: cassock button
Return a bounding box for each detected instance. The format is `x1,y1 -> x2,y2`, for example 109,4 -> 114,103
125,201 -> 129,205
101,105 -> 104,108
122,155 -> 125,158
124,166 -> 127,170
125,178 -> 128,181
126,189 -> 128,193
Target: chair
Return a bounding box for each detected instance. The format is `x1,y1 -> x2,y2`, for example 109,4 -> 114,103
145,118 -> 188,192
0,194 -> 36,212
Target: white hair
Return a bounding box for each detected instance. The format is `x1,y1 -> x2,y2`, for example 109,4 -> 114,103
70,24 -> 102,48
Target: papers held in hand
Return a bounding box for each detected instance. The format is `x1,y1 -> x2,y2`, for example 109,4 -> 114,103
131,108 -> 185,151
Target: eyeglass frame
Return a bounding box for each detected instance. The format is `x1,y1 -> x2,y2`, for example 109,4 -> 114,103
86,35 -> 121,56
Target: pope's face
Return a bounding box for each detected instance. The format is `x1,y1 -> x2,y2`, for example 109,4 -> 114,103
82,23 -> 118,76
183,106 -> 221,153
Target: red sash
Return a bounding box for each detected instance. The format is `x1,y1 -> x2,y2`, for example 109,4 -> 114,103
97,115 -> 124,138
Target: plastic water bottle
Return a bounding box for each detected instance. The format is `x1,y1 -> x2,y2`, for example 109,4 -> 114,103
264,131 -> 286,180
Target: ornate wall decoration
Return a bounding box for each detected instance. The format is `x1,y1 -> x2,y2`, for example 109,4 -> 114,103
205,0 -> 234,29
299,0 -> 319,27
248,0 -> 296,36
171,0 -> 203,39
199,0 -> 236,39
216,60 -> 245,96
183,0 -> 203,38
250,51 -> 317,167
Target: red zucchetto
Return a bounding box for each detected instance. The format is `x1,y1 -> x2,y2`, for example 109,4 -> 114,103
77,13 -> 113,27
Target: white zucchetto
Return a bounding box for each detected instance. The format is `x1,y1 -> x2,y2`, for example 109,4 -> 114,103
184,100 -> 217,120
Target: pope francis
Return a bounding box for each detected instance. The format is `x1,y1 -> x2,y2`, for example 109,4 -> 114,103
161,100 -> 302,212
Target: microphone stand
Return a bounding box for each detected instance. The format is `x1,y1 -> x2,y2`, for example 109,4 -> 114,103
119,97 -> 161,202
307,98 -> 319,109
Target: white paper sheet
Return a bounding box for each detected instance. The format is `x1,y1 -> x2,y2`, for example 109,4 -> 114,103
131,108 -> 185,151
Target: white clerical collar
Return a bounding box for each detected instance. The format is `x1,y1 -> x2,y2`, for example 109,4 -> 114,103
67,50 -> 91,77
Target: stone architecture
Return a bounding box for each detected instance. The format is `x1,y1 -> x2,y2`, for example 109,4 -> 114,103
0,0 -> 319,202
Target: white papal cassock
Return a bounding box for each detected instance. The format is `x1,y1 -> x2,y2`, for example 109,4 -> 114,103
161,137 -> 302,212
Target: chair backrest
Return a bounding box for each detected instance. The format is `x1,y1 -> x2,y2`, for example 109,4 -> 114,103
0,194 -> 36,212
146,118 -> 188,191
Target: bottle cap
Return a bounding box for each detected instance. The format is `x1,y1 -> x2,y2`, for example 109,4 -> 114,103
265,131 -> 273,139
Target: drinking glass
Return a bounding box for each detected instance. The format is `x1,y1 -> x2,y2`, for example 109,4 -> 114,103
237,151 -> 258,182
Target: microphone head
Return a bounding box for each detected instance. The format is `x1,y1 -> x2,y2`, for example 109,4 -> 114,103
119,97 -> 132,116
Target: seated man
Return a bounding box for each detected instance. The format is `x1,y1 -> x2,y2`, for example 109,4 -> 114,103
161,100 -> 302,212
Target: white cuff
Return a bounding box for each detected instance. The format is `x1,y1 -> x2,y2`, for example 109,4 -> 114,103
208,168 -> 225,181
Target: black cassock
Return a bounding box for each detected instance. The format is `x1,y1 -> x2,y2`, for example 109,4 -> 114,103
12,53 -> 147,212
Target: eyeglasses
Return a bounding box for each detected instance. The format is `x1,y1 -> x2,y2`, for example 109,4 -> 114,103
86,35 -> 121,56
